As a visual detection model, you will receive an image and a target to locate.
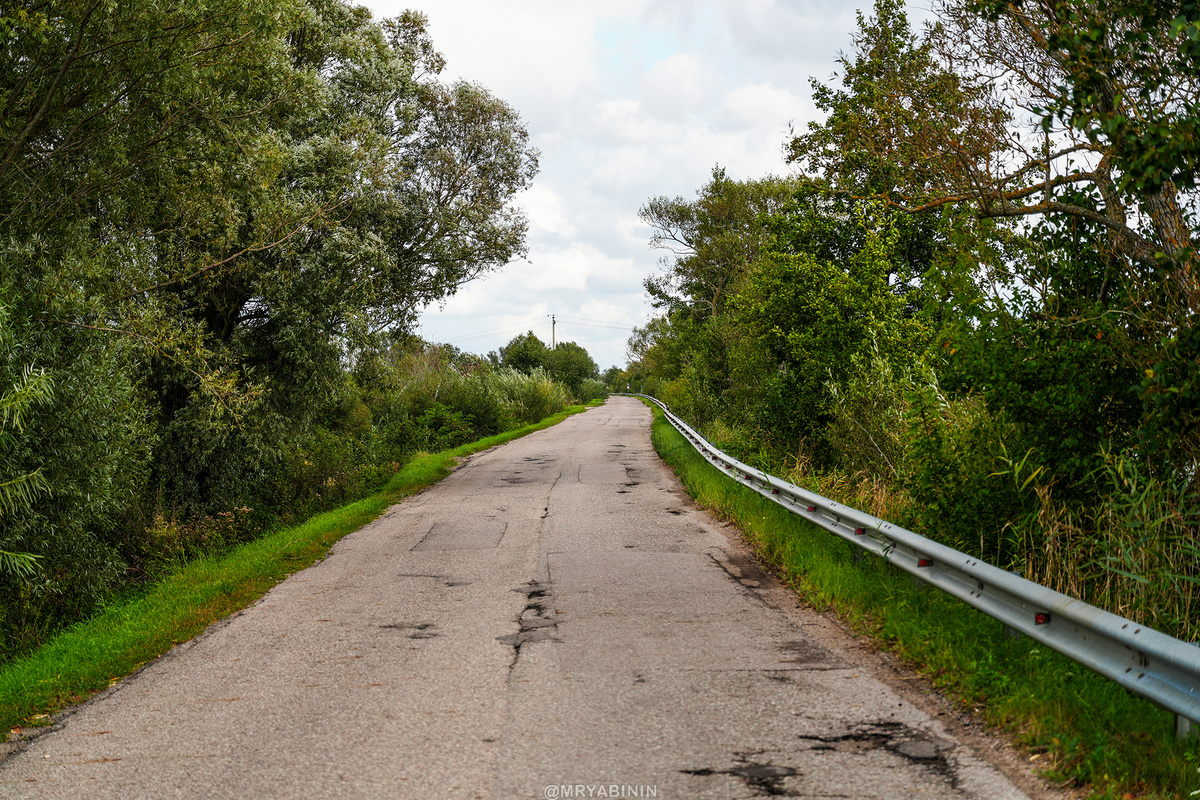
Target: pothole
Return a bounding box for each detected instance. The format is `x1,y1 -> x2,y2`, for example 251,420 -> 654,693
683,751 -> 800,797
796,722 -> 955,782
380,622 -> 439,639
499,581 -> 560,653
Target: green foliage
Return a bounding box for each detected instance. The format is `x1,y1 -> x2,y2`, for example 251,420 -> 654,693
640,167 -> 795,317
500,331 -> 550,373
1089,453 -> 1200,640
825,341 -> 910,479
1140,324 -> 1200,464
902,376 -> 1026,562
577,378 -> 608,403
788,0 -> 1001,208
0,1 -> 543,659
545,341 -> 599,397
491,367 -> 572,426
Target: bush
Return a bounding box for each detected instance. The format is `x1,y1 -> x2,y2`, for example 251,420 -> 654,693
491,367 -> 571,424
825,342 -> 910,480
577,377 -> 608,403
900,374 -> 1027,564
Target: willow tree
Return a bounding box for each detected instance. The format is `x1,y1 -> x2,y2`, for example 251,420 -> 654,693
0,0 -> 539,639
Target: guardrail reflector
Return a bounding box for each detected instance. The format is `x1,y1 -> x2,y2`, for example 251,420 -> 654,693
1035,613 -> 1051,625
918,558 -> 933,568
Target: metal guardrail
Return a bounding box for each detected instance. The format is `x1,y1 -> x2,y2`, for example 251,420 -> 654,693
633,394 -> 1200,739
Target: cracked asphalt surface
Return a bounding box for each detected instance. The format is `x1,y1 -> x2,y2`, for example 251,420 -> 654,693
0,397 -> 1052,799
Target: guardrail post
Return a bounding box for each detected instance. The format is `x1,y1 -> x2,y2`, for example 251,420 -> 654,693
1179,645 -> 1200,740
1176,713 -> 1198,740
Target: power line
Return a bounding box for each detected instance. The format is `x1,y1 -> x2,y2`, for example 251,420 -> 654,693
432,318 -> 547,345
553,315 -> 633,331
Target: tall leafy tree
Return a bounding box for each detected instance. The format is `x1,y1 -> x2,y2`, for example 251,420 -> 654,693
500,332 -> 549,374
639,168 -> 795,318
0,0 -> 540,636
545,342 -> 598,396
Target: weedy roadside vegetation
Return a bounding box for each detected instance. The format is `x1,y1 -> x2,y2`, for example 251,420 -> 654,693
649,405 -> 1200,800
0,340 -> 596,665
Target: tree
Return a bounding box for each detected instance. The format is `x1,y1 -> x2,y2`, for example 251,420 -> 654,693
788,0 -> 1200,480
128,5 -> 539,514
545,342 -> 598,396
725,208 -> 930,460
0,0 -> 310,628
500,331 -> 549,374
640,169 -> 796,317
0,0 -> 541,639
788,0 -> 1200,308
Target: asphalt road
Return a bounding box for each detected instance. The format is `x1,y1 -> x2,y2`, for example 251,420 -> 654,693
0,397 -> 1050,799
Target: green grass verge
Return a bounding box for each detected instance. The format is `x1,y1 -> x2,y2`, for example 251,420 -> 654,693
0,404 -> 590,734
648,404 -> 1200,800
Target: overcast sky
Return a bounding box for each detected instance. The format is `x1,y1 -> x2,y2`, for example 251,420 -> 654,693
362,0 -> 923,370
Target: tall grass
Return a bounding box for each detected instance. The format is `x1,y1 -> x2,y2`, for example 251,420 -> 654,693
795,353 -> 1200,646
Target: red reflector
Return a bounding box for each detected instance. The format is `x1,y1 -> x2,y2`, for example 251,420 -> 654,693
772,489 -> 779,495
918,558 -> 933,568
855,527 -> 866,535
1035,612 -> 1051,625
807,505 -> 816,512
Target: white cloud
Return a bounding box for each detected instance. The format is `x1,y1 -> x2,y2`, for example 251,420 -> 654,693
359,0 -> 928,368
721,83 -> 809,129
519,184 -> 577,239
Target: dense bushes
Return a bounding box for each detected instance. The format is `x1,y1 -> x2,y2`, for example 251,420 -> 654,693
0,1 -> 549,663
0,337 -> 581,664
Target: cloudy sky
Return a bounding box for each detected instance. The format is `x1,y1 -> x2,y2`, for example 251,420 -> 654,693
362,0 -> 922,370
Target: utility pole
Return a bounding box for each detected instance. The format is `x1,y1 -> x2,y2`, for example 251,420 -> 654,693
551,314 -> 556,349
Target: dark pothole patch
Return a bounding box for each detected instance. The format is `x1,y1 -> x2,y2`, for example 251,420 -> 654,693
797,722 -> 955,782
776,639 -> 840,665
499,581 -> 560,652
499,475 -> 532,485
381,622 -> 439,639
683,752 -> 799,797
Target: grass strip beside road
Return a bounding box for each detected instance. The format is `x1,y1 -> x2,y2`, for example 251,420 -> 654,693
648,403 -> 1199,800
0,405 -> 591,735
